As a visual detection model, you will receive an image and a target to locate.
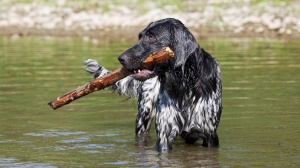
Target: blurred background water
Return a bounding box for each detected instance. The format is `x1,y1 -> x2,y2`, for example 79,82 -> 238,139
0,36 -> 299,167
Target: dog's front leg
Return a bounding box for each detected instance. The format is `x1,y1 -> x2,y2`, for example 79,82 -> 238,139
154,92 -> 184,152
135,77 -> 160,135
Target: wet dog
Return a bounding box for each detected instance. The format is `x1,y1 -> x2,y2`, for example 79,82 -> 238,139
85,18 -> 222,152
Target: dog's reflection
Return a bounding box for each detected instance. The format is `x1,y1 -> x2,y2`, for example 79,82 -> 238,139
135,135 -> 220,167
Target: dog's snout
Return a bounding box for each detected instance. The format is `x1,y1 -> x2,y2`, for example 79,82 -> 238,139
118,45 -> 146,70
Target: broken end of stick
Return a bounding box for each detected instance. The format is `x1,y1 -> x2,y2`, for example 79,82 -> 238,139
48,97 -> 65,110
48,101 -> 57,110
48,97 -> 66,110
165,47 -> 174,56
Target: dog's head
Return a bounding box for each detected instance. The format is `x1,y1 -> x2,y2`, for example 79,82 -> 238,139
118,18 -> 199,81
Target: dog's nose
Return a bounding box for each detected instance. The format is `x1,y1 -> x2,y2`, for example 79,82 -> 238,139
118,54 -> 126,65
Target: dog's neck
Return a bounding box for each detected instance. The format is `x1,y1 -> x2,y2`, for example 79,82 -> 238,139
159,47 -> 218,103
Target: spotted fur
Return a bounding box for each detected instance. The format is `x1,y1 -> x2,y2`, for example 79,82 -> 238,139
85,18 -> 222,152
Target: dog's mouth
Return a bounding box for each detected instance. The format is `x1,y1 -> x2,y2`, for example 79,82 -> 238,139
131,66 -> 155,81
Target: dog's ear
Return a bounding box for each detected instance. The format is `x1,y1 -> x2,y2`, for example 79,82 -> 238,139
171,25 -> 198,69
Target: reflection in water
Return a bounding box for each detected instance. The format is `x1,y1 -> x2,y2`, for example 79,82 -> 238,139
135,135 -> 220,167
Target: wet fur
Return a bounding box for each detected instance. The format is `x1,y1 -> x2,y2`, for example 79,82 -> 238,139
85,18 -> 222,152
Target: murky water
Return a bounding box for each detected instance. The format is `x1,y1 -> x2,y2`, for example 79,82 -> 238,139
0,36 -> 299,167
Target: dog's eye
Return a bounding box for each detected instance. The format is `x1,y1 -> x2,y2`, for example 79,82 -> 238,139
148,35 -> 155,41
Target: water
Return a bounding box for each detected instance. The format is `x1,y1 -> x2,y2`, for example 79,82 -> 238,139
0,36 -> 299,167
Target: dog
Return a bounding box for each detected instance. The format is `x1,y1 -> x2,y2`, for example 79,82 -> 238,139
85,18 -> 222,152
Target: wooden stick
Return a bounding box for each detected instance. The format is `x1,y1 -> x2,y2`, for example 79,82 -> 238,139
48,47 -> 174,110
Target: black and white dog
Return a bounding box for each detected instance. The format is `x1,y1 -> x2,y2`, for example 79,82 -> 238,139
85,18 -> 222,152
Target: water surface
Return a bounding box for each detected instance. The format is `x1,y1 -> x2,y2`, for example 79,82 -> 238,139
0,37 -> 299,167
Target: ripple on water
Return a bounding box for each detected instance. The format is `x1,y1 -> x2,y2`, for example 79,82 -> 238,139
75,143 -> 115,149
23,130 -> 86,137
81,150 -> 101,154
54,143 -> 115,151
95,133 -> 118,137
0,156 -> 56,168
102,161 -> 129,166
59,137 -> 90,143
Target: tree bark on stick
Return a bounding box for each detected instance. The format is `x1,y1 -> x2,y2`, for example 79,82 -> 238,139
48,47 -> 174,110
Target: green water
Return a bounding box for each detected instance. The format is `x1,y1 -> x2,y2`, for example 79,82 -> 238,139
0,36 -> 299,167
